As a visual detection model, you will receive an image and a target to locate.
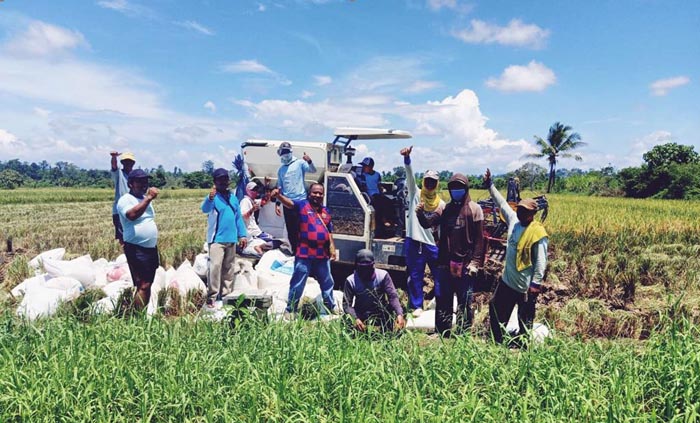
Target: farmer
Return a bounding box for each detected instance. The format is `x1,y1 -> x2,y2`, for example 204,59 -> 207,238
343,249 -> 406,333
117,169 -> 159,311
400,146 -> 445,317
240,181 -> 275,257
356,157 -> 394,237
270,183 -> 338,317
417,174 -> 485,338
275,142 -> 316,254
110,151 -> 136,244
201,168 -> 248,309
484,168 -> 549,346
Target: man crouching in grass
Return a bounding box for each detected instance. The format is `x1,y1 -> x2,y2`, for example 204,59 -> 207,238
117,169 -> 160,311
343,249 -> 406,335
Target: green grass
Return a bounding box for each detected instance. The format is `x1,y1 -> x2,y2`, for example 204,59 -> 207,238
0,313 -> 699,422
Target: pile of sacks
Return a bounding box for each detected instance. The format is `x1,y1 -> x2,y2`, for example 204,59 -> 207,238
11,247 -> 343,322
11,248 -> 207,321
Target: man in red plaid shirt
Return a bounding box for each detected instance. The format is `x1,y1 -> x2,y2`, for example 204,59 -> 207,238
271,183 -> 338,317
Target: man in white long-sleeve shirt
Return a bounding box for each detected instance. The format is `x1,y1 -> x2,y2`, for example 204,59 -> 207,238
484,168 -> 548,346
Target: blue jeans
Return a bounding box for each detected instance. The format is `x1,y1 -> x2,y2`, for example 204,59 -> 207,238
434,265 -> 475,338
286,257 -> 336,313
405,238 -> 439,310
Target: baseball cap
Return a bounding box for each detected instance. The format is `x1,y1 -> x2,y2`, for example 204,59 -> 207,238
277,142 -> 292,156
246,181 -> 259,191
127,169 -> 149,180
120,152 -> 136,162
355,249 -> 375,265
423,170 -> 439,181
360,157 -> 374,167
517,198 -> 538,211
212,168 -> 229,179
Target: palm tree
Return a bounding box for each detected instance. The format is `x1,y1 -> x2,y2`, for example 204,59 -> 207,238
524,122 -> 586,193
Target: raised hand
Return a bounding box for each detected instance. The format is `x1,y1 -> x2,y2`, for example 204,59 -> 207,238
302,152 -> 312,163
400,146 -> 413,157
110,151 -> 120,157
146,187 -> 159,200
484,168 -> 492,187
208,185 -> 216,200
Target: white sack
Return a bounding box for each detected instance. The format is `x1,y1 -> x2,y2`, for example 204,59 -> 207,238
193,253 -> 209,280
28,248 -> 66,270
94,280 -> 133,315
10,274 -> 50,299
43,255 -> 95,288
232,259 -> 258,294
147,266 -> 167,316
16,276 -> 83,321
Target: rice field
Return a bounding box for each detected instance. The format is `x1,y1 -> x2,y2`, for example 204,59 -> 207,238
1,188 -> 700,421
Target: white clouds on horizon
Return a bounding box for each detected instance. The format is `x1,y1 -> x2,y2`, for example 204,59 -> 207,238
405,80 -> 441,93
650,76 -> 690,96
221,59 -> 292,86
451,19 -> 550,49
485,61 -> 556,92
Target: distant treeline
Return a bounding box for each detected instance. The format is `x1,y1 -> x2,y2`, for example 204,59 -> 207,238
2,143 -> 698,199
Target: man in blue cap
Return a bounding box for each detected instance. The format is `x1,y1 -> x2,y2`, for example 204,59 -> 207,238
201,168 -> 248,308
357,156 -> 394,237
117,168 -> 159,311
276,142 -> 316,253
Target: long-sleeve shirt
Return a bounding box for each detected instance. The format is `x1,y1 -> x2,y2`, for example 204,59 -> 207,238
201,191 -> 248,244
343,269 -> 403,321
277,157 -> 316,201
404,156 -> 444,246
488,183 -> 548,292
111,169 -> 129,215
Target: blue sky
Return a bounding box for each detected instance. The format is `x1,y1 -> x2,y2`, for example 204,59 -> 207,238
0,0 -> 698,175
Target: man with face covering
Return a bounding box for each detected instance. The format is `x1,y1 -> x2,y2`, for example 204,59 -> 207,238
343,249 -> 405,333
117,169 -> 159,311
271,183 -> 337,317
417,174 -> 485,337
484,169 -> 548,346
276,142 -> 316,254
400,146 -> 445,316
109,151 -> 136,245
201,168 -> 248,308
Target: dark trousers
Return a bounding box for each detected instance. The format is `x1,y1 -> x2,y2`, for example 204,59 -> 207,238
489,281 -> 538,345
283,206 -> 300,253
434,266 -> 475,338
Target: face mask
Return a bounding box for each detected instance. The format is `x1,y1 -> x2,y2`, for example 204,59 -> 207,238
280,153 -> 293,165
356,262 -> 375,280
449,188 -> 466,202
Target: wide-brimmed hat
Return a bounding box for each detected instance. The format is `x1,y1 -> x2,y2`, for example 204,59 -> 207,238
517,198 -> 538,211
120,152 -> 136,162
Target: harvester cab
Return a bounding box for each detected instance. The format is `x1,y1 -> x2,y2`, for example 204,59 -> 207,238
241,128 -> 413,276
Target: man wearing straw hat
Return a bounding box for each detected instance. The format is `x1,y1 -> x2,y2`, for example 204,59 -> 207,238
109,151 -> 136,245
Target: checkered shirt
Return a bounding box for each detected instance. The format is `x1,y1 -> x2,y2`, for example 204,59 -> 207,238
294,200 -> 333,259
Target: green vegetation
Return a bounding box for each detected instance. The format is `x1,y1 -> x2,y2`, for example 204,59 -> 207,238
0,313 -> 699,422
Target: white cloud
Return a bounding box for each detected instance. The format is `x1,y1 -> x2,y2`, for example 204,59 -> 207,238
257,3 -> 267,12
0,129 -> 25,149
4,21 -> 88,58
650,76 -> 690,96
221,60 -> 274,74
451,19 -> 550,49
301,90 -> 315,99
314,75 -> 332,86
175,20 -> 214,36
96,0 -> 154,18
204,101 -> 217,113
485,61 -> 556,92
33,107 -> 52,118
426,0 -> 472,13
405,80 -> 441,93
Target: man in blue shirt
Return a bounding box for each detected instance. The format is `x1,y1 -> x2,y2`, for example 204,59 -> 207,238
110,151 -> 135,245
201,168 -> 248,308
117,169 -> 159,311
357,157 -> 394,238
276,142 -> 316,253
